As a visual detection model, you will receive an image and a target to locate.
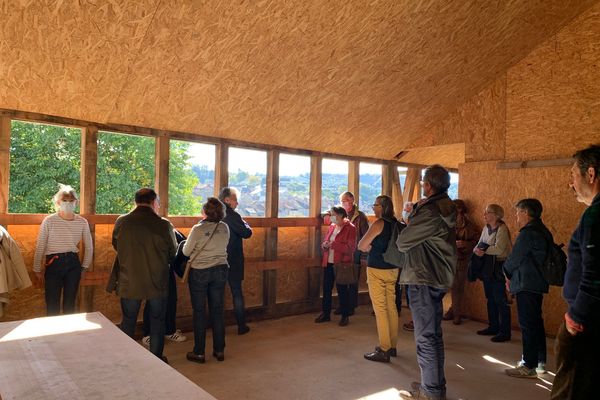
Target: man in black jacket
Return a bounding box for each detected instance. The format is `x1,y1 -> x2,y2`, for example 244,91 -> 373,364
551,145 -> 600,399
219,187 -> 253,335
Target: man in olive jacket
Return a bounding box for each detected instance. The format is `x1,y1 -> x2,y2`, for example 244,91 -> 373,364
112,188 -> 176,361
219,187 -> 253,335
397,165 -> 456,400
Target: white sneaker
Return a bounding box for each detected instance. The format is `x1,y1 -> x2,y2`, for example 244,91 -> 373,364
165,329 -> 187,342
517,359 -> 546,374
536,362 -> 546,374
142,336 -> 150,347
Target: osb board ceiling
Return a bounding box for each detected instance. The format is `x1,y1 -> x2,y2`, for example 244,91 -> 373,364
398,143 -> 465,169
0,1 -> 597,160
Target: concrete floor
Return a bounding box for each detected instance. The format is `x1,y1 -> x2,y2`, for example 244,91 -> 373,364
159,306 -> 555,400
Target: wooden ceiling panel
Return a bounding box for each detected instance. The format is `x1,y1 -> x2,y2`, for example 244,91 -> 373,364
0,0 -> 597,159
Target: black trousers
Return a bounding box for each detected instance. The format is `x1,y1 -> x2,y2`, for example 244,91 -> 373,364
482,278 -> 511,337
551,320 -> 600,399
143,270 -> 178,336
516,291 -> 546,369
44,252 -> 81,316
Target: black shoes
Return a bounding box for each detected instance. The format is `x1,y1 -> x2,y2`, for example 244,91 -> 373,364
364,348 -> 391,363
339,316 -> 349,326
476,327 -> 499,336
213,351 -> 225,361
491,334 -> 511,343
238,325 -> 251,335
376,346 -> 397,357
314,313 -> 331,323
186,352 -> 205,364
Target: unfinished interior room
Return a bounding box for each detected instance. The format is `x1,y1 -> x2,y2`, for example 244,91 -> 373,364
1,1 -> 599,399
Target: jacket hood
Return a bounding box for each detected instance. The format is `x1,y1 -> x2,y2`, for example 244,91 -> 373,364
422,192 -> 456,229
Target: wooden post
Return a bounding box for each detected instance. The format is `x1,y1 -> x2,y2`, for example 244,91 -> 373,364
308,155 -> 322,301
214,143 -> 229,195
263,150 -> 279,306
80,126 -> 98,312
154,135 -> 170,217
348,160 -> 360,200
0,117 -> 10,214
389,164 -> 404,219
403,167 -> 421,204
382,163 -> 393,197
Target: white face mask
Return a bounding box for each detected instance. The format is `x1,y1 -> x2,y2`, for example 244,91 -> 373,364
402,210 -> 410,223
330,215 -> 337,224
59,201 -> 76,214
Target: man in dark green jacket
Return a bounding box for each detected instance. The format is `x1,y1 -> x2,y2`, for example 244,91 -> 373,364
397,165 -> 456,400
112,188 -> 176,361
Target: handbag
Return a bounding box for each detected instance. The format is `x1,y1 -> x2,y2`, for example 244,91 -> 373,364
383,219 -> 406,267
334,262 -> 358,285
181,223 -> 219,283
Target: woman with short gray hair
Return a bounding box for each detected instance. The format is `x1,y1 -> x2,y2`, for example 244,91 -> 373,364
473,203 -> 512,342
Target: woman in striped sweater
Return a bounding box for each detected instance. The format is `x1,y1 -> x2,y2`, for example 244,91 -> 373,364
33,185 -> 93,315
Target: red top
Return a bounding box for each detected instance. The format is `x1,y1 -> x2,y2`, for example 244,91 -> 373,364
321,220 -> 357,267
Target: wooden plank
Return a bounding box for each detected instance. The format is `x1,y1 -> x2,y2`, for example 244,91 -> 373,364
496,158 -> 574,169
263,150 -> 279,306
0,312 -> 215,399
348,160 -> 360,199
154,135 -> 170,217
214,143 -> 228,196
381,162 -> 393,197
0,117 -> 10,214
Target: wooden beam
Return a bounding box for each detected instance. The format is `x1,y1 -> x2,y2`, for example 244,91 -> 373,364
308,155 -> 323,301
382,163 -> 393,197
80,126 -> 98,312
403,167 -> 421,204
348,160 -> 360,200
263,150 -> 279,306
154,135 -> 170,217
0,117 -> 10,214
214,143 -> 228,195
0,108 -> 405,167
497,158 -> 573,169
388,163 -> 404,219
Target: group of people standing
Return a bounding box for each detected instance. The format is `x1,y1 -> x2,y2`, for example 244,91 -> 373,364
314,146 -> 600,400
30,144 -> 600,399
33,186 -> 253,365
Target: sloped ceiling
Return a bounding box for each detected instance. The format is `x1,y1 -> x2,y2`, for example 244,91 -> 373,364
0,0 -> 596,160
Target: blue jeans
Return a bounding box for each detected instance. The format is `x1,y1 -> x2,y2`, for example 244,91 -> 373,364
44,252 -> 82,316
190,265 -> 228,355
482,278 -> 511,337
120,296 -> 167,358
408,285 -> 447,399
516,291 -> 546,368
228,278 -> 247,328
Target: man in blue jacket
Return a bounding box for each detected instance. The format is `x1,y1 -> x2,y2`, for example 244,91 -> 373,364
219,187 -> 253,335
503,198 -> 550,378
551,145 -> 600,399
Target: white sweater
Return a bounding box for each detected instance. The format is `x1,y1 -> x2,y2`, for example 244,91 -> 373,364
33,214 -> 93,272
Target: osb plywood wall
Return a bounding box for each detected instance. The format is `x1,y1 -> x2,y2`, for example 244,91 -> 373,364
0,1 -> 596,160
442,3 -> 600,336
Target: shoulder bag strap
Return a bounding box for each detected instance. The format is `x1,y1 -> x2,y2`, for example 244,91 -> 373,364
182,223 -> 220,283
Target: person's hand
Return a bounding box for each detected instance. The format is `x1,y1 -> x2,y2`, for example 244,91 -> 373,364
81,269 -> 87,283
474,248 -> 484,257
35,271 -> 44,285
505,279 -> 510,292
565,323 -> 578,336
456,240 -> 465,249
322,241 -> 330,250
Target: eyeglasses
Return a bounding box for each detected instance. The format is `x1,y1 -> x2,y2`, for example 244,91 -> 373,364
371,204 -> 382,208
